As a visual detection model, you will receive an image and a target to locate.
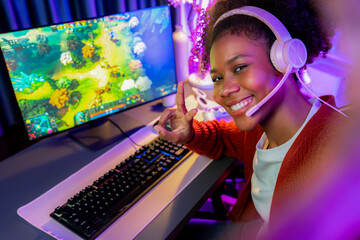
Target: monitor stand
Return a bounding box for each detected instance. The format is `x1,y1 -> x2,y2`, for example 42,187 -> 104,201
69,114 -> 145,151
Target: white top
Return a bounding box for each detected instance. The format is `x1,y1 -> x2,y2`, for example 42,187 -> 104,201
251,100 -> 321,223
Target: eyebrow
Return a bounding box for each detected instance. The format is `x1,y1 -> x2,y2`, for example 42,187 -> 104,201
210,54 -> 249,74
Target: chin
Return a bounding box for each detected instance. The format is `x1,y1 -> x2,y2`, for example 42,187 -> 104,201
234,118 -> 258,132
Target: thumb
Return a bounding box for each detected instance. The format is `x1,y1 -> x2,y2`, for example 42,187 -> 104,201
153,125 -> 166,138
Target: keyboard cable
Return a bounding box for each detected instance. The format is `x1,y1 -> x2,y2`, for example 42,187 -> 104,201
107,118 -> 144,151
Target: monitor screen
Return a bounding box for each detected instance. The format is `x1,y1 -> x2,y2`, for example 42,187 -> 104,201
0,5 -> 177,141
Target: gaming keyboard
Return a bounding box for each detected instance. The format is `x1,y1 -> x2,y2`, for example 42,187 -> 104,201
50,137 -> 192,239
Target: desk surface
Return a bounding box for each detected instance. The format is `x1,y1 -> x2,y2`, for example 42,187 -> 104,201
0,86 -> 236,240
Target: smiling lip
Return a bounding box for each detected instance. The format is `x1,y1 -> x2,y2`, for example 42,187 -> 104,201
229,96 -> 253,113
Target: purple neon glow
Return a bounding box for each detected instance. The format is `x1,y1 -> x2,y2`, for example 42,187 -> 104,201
168,0 -> 214,76
188,5 -> 210,76
5,0 -> 19,30
48,0 -> 60,23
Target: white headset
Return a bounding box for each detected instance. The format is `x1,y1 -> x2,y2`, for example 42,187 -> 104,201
214,6 -> 308,116
213,6 -> 349,118
214,6 -> 308,74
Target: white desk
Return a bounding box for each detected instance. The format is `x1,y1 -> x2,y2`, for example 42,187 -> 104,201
0,97 -> 236,240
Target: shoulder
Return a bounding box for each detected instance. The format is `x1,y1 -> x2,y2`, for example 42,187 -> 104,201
294,96 -> 348,157
312,95 -> 349,130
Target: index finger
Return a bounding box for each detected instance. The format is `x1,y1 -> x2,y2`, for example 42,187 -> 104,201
176,81 -> 187,114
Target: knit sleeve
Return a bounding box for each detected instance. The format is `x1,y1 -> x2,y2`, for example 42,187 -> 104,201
185,119 -> 249,160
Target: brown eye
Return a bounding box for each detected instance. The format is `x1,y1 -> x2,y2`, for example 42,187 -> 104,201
234,65 -> 247,73
212,76 -> 223,83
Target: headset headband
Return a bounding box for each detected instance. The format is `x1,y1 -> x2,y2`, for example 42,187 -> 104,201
214,6 -> 292,42
213,5 -> 307,74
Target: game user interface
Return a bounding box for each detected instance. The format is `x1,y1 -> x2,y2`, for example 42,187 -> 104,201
0,6 -> 177,140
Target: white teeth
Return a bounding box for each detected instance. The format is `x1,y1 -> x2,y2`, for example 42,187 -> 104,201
230,98 -> 252,111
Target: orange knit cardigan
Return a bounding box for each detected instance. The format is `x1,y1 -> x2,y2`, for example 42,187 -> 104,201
185,96 -> 346,223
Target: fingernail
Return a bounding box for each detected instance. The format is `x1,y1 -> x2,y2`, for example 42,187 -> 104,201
153,126 -> 160,133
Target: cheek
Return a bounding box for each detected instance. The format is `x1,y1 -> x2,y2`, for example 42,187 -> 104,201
262,74 -> 282,94
212,86 -> 222,105
247,71 -> 278,96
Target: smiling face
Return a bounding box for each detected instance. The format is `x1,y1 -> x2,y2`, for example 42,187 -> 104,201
210,32 -> 283,131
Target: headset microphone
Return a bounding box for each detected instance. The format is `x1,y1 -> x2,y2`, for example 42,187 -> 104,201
246,65 -> 293,117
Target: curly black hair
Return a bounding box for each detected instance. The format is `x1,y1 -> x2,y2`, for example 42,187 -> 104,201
199,0 -> 335,72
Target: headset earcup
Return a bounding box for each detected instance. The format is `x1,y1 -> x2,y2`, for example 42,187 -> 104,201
270,40 -> 287,73
284,38 -> 307,70
270,39 -> 307,73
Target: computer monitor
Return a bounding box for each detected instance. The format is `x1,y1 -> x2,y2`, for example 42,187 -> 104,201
0,5 -> 177,150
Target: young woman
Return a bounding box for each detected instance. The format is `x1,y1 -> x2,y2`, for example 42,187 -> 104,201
154,0 -> 348,238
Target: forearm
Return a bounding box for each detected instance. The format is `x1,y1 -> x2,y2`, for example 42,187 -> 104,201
185,119 -> 245,160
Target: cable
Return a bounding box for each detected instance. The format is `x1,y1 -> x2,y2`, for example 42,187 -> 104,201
295,71 -> 350,118
107,118 -> 144,150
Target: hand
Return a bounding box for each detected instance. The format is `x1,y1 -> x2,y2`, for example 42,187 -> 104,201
154,81 -> 198,144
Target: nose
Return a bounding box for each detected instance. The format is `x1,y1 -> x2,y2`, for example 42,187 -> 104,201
218,77 -> 240,97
